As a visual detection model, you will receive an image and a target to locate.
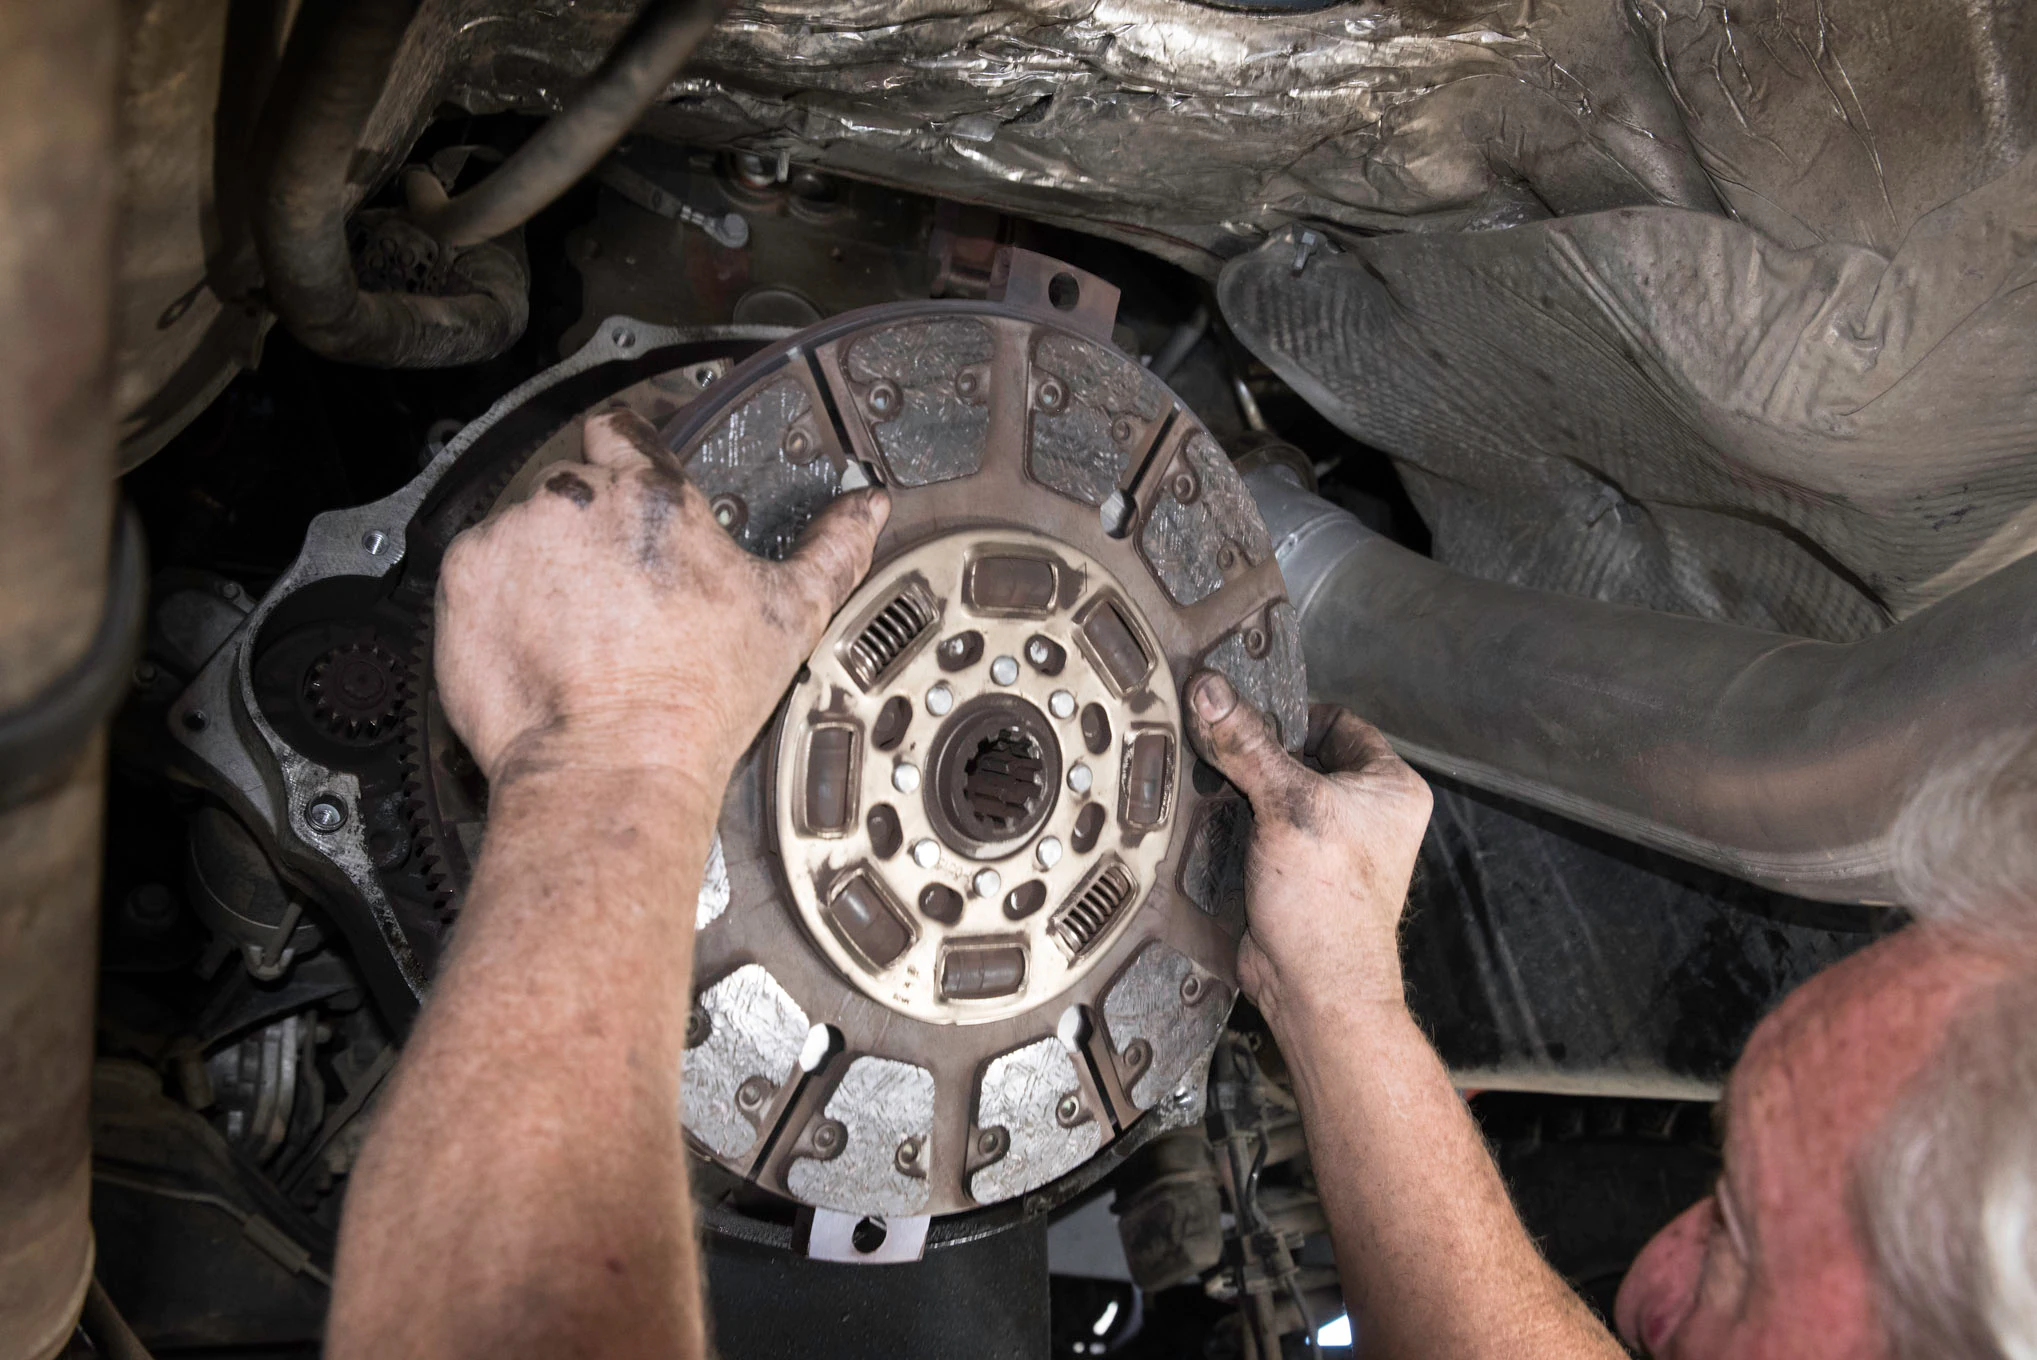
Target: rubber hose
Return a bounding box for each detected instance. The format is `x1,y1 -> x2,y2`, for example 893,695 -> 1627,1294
404,0 -> 723,250
253,0 -> 528,368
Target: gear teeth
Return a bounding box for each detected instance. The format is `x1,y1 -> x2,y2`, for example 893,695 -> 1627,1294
399,627 -> 458,916
304,639 -> 408,744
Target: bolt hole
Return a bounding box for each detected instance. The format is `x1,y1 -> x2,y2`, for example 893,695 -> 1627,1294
867,803 -> 903,860
1079,704 -> 1112,756
937,630 -> 984,672
1071,803 -> 1107,854
918,883 -> 964,926
851,1216 -> 889,1254
1047,272 -> 1081,310
181,709 -> 208,733
611,327 -> 635,349
873,696 -> 912,751
1024,635 -> 1066,675
1003,880 -> 1048,921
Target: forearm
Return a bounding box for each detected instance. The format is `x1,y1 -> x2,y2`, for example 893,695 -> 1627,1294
1273,999 -> 1624,1360
328,766 -> 714,1360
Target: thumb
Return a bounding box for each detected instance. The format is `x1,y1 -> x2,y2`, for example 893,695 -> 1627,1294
1186,671 -> 1313,814
783,486 -> 892,636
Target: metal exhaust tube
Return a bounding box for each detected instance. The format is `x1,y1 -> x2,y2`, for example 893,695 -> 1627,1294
1245,466 -> 2037,905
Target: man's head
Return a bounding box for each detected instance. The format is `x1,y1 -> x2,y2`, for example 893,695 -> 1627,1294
1614,732 -> 2037,1359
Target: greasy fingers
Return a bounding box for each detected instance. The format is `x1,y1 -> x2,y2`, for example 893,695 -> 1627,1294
1197,689 -> 1434,1027
1304,703 -> 1402,778
434,408 -> 886,795
1186,671 -> 1315,818
581,409 -> 662,471
782,487 -> 891,639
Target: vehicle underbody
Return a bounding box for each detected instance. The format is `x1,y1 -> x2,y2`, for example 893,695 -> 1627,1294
4,0 -> 2031,1356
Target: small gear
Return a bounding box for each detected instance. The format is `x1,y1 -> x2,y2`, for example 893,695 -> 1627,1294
303,640 -> 405,743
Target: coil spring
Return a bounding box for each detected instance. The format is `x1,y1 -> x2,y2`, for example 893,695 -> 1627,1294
1051,861 -> 1135,957
845,582 -> 936,688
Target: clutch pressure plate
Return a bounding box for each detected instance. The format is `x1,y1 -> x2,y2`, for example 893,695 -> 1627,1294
408,252 -> 1307,1235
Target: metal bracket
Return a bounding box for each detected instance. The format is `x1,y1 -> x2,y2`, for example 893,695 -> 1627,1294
806,1208 -> 932,1265
987,247 -> 1121,343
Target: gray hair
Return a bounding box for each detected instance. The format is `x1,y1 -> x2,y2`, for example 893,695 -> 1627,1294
1854,730 -> 2037,1360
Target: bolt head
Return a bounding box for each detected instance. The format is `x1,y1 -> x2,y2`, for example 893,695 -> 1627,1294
892,762 -> 922,794
305,797 -> 346,833
1056,1094 -> 1082,1124
1036,836 -> 1063,869
1066,763 -> 1093,795
783,428 -> 815,461
1048,689 -> 1076,719
813,1120 -> 844,1153
972,868 -> 1002,899
956,370 -> 981,399
361,529 -> 389,556
1026,638 -> 1052,666
1036,378 -> 1066,412
989,655 -> 1019,686
868,381 -> 900,416
1111,417 -> 1135,443
925,683 -> 954,716
912,838 -> 941,869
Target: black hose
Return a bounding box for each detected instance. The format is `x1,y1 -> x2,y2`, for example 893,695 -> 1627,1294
404,0 -> 723,249
253,0 -> 528,367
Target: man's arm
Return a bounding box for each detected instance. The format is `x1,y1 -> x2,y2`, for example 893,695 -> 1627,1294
1185,674 -> 1625,1360
325,412 -> 888,1360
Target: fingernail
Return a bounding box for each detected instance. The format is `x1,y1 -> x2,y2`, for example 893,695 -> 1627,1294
1191,673 -> 1236,723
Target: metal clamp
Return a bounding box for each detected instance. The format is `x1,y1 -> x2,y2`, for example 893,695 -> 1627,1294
0,505 -> 147,811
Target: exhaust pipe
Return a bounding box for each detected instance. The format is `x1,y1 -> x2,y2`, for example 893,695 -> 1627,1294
1246,467 -> 2035,905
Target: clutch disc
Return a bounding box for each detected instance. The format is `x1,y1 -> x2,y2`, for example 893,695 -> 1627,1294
413,254 -> 1307,1229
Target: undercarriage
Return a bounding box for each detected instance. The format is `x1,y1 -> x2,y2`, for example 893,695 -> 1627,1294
5,0 -> 2031,1355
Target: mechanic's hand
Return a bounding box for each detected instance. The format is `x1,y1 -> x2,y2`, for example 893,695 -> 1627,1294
435,410 -> 890,797
1185,673 -> 1433,1029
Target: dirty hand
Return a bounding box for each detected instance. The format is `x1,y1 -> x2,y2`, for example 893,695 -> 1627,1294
435,410 -> 890,796
1185,674 -> 1433,1030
